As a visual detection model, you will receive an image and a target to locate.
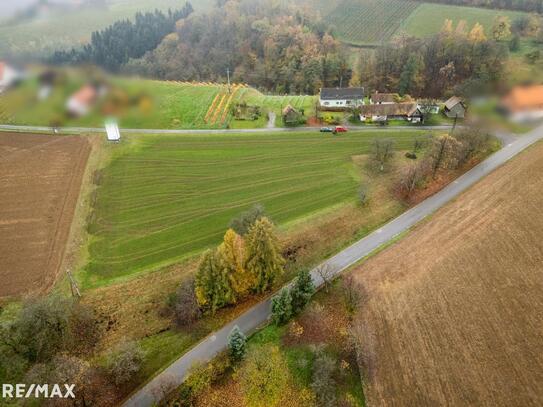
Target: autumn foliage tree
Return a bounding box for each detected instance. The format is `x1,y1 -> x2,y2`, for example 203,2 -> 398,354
195,217 -> 285,314
245,217 -> 285,294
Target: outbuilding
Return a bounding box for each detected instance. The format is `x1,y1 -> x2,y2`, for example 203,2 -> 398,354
443,96 -> 466,119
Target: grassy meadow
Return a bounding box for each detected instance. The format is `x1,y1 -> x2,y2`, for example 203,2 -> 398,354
0,0 -> 216,56
83,130 -> 427,287
325,0 -> 420,46
400,3 -> 526,38
0,73 -> 238,129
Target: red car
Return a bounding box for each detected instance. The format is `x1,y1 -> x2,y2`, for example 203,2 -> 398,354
334,126 -> 348,133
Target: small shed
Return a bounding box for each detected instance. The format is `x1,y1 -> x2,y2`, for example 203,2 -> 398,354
444,96 -> 466,118
105,120 -> 121,142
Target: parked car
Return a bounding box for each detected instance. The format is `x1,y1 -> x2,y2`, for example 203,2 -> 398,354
334,126 -> 348,133
320,127 -> 333,132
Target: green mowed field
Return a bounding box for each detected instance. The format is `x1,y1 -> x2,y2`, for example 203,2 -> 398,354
400,3 -> 526,38
0,0 -> 216,56
326,0 -> 420,46
85,130 -> 426,287
0,75 -> 228,129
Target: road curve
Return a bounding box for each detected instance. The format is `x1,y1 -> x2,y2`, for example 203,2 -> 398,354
120,125 -> 542,406
0,123 -> 453,135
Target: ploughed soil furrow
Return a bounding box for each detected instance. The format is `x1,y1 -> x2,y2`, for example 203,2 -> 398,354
0,132 -> 90,297
354,141 -> 543,407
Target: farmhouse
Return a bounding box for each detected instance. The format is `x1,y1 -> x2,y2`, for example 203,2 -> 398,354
443,96 -> 466,118
0,62 -> 22,93
370,91 -> 398,104
66,85 -> 98,117
319,87 -> 364,109
359,103 -> 423,123
500,85 -> 543,122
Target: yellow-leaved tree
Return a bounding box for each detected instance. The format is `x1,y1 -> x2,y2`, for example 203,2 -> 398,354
218,229 -> 255,299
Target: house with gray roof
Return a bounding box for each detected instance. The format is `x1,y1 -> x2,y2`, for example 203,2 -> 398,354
319,87 -> 364,109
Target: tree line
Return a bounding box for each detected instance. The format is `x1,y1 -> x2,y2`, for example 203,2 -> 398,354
123,0 -> 351,94
352,22 -> 509,98
48,3 -> 194,71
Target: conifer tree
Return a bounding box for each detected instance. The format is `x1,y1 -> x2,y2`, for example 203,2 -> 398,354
290,269 -> 315,314
245,217 -> 285,294
194,249 -> 235,314
271,288 -> 292,326
227,325 -> 247,362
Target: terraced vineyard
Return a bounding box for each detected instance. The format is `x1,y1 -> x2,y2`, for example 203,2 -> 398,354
84,130 -> 425,287
326,0 -> 420,46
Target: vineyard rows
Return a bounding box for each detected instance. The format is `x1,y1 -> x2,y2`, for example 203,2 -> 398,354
326,0 -> 419,46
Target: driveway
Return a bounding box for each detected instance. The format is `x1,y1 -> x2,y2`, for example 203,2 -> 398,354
122,124 -> 543,407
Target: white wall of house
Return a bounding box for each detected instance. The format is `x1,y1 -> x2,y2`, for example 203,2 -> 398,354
0,65 -> 20,93
509,109 -> 543,123
320,98 -> 363,108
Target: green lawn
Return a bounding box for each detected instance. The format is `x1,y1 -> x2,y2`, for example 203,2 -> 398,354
84,130 -> 427,287
232,88 -> 317,128
0,74 -> 229,129
400,3 -> 526,38
0,0 -> 216,56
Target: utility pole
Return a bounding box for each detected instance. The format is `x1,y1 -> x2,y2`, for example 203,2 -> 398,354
227,67 -> 231,94
451,113 -> 458,135
67,270 -> 81,299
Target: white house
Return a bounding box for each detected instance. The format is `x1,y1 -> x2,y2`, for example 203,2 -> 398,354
0,62 -> 22,93
359,103 -> 423,123
319,87 -> 364,109
501,85 -> 543,123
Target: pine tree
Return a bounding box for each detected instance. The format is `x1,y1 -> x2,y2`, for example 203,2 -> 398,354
290,269 -> 315,314
227,325 -> 247,362
271,288 -> 292,326
194,249 -> 235,314
245,217 -> 285,294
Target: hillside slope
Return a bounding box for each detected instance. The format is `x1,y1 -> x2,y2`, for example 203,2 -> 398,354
353,141 -> 543,406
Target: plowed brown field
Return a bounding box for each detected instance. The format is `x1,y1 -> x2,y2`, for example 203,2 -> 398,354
354,142 -> 543,406
0,132 -> 90,297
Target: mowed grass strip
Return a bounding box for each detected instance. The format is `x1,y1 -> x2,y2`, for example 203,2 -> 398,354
85,131 -> 425,286
400,3 -> 526,38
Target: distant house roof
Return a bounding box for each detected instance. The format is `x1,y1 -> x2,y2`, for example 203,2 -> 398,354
502,85 -> 543,112
70,85 -> 97,106
360,103 -> 420,117
444,96 -> 464,110
320,87 -> 364,100
0,62 -> 4,81
371,92 -> 398,103
282,104 -> 299,115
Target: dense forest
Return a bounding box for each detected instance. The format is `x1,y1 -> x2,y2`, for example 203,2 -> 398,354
352,26 -> 509,98
123,0 -> 351,94
417,0 -> 543,13
48,3 -> 194,71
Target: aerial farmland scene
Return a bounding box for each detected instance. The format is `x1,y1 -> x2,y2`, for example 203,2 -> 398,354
0,0 -> 543,406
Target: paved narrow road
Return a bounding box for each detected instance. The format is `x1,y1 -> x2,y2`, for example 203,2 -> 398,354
0,123 -> 453,134
123,124 -> 543,407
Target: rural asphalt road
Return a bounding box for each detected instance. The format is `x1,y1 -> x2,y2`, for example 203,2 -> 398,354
122,124 -> 543,407
0,123 -> 453,134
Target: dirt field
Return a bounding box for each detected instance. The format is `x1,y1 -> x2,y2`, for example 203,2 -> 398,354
353,142 -> 543,406
0,132 -> 90,297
